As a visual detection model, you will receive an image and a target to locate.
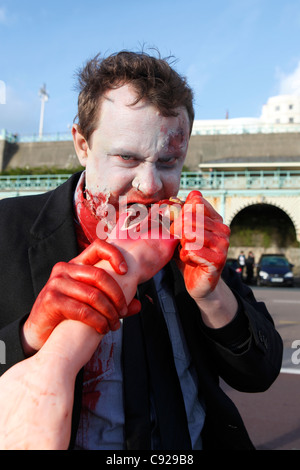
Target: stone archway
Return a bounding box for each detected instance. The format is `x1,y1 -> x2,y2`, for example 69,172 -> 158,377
224,194 -> 300,244
228,202 -> 298,248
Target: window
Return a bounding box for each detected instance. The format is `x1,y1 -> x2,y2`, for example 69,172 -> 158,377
275,105 -> 280,111
289,117 -> 294,123
289,104 -> 293,110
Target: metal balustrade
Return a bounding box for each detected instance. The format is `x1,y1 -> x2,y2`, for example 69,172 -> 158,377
0,174 -> 71,192
180,170 -> 300,190
192,123 -> 300,136
0,171 -> 300,195
2,123 -> 300,142
0,130 -> 72,143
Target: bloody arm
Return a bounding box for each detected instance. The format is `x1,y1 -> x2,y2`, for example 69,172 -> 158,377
173,191 -> 282,391
22,199 -> 181,354
0,199 -> 182,450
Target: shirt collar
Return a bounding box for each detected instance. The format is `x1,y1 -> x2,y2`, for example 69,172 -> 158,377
73,171 -> 100,244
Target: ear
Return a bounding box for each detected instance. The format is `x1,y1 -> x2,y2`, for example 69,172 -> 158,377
72,124 -> 89,167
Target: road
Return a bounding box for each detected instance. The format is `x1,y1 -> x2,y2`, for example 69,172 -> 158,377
222,285 -> 300,450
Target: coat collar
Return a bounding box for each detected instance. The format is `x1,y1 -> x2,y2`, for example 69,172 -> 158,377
29,172 -> 81,240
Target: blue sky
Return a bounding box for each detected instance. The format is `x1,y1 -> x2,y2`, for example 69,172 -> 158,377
0,0 -> 300,135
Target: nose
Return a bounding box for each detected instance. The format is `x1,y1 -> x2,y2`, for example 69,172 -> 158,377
133,163 -> 163,196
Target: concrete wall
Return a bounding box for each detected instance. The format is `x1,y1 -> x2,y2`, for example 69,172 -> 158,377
2,131 -> 300,171
2,140 -> 79,170
185,132 -> 300,170
0,139 -> 5,170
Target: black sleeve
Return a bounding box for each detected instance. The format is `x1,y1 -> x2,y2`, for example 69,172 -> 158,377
196,266 -> 283,392
198,292 -> 251,353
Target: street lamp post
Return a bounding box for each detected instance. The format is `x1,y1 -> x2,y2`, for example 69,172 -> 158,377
39,84 -> 49,139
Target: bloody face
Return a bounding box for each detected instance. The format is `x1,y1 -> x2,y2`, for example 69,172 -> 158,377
73,84 -> 190,226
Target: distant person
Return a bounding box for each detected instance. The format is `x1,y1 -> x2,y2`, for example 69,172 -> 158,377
246,251 -> 255,284
238,251 -> 246,277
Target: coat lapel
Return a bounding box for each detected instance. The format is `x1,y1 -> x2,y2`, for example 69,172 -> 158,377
28,173 -> 81,297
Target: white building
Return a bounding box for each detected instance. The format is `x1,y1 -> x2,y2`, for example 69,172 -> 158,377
192,94 -> 300,135
261,95 -> 300,124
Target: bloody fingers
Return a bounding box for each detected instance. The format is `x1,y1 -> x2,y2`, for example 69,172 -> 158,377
172,190 -> 231,300
22,240 -> 136,353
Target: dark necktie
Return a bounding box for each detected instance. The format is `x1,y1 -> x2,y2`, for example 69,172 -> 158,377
122,278 -> 192,450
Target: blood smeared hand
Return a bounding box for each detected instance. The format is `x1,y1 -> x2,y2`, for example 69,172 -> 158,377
172,190 -> 230,301
23,239 -> 141,353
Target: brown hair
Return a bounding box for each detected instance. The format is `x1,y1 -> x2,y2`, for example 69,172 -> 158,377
74,50 -> 194,143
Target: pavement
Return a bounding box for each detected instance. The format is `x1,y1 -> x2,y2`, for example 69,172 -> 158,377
221,279 -> 300,451
222,371 -> 300,450
220,279 -> 300,451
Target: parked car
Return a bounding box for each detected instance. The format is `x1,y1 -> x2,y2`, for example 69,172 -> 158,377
256,254 -> 294,287
225,258 -> 242,276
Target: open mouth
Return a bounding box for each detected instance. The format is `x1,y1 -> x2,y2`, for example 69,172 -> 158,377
121,198 -> 183,231
123,203 -> 151,230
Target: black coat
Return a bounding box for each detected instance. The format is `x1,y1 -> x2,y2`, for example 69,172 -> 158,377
0,172 -> 283,450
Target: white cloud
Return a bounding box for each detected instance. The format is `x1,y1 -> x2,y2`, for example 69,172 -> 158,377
278,61 -> 300,96
0,6 -> 7,24
0,85 -> 40,135
0,80 -> 5,104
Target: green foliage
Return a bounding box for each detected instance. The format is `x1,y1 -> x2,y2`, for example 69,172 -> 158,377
181,165 -> 190,172
230,228 -> 268,247
0,166 -> 84,176
230,224 -> 299,248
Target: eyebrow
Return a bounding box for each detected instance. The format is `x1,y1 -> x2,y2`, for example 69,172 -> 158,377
107,150 -> 185,161
107,149 -> 141,158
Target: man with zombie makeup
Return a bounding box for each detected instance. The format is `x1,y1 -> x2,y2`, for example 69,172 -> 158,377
0,51 -> 282,450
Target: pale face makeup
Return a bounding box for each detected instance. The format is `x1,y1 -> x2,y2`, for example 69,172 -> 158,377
72,84 -> 190,216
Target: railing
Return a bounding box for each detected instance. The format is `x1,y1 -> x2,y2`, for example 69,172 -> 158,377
0,129 -> 72,143
191,122 -> 300,136
2,121 -> 300,143
180,170 -> 300,190
0,171 -> 300,194
0,174 -> 71,192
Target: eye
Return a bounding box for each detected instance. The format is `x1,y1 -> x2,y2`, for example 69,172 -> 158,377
158,156 -> 178,167
119,155 -> 132,161
114,154 -> 141,168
